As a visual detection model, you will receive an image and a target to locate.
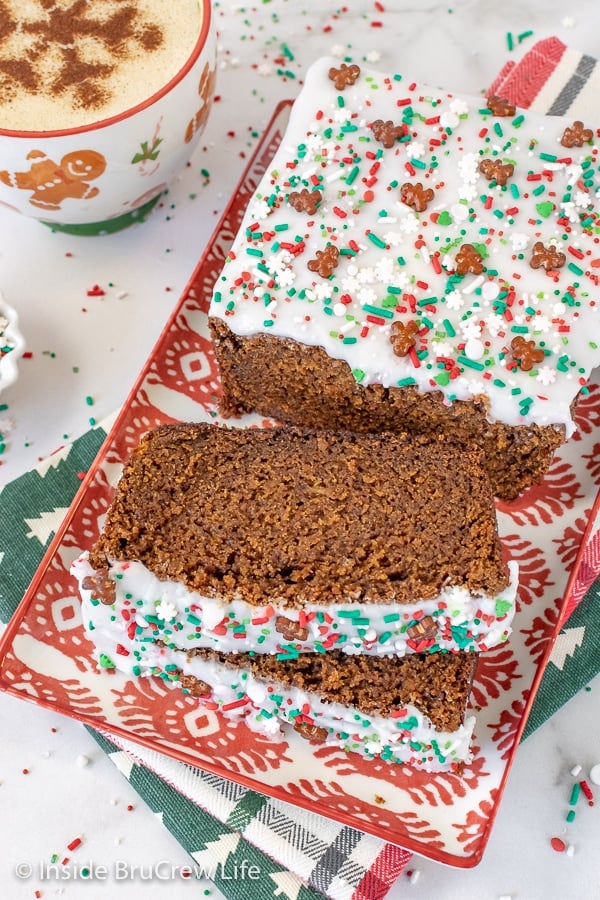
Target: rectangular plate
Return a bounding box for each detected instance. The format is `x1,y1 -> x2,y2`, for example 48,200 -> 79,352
0,100 -> 598,868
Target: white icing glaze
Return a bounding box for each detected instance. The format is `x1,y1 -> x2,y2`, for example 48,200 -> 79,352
72,554 -> 519,656
210,56 -> 600,437
81,589 -> 475,771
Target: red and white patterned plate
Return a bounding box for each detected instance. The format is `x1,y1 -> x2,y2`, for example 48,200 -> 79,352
0,101 -> 599,868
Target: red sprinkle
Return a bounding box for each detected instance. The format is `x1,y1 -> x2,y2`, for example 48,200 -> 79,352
67,837 -> 82,852
86,285 -> 105,297
550,837 -> 567,853
580,780 -> 595,804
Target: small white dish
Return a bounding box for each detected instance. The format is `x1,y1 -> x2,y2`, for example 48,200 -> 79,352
0,293 -> 25,395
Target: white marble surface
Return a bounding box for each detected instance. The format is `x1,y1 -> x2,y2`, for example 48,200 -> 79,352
1,1 -> 600,898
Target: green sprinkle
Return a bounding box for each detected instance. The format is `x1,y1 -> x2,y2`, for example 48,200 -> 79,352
457,355 -> 484,371
568,262 -> 584,276
495,599 -> 513,618
361,303 -> 394,318
536,200 -> 554,217
442,318 -> 456,336
539,152 -> 558,162
352,368 -> 366,384
345,165 -> 359,185
570,782 -> 581,806
367,231 -> 387,249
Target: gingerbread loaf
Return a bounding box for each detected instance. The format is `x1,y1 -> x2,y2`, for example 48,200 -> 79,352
209,57 -> 600,499
72,421 -> 518,660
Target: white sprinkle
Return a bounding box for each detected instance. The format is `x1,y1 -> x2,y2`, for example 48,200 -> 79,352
570,764 -> 582,778
76,754 -> 90,768
41,750 -> 51,759
462,275 -> 485,295
589,763 -> 600,785
409,869 -> 420,885
465,337 -> 484,360
482,281 -> 500,301
333,302 -> 348,317
566,844 -> 575,858
114,837 -> 122,846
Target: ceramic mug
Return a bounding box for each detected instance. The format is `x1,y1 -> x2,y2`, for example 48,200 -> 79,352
0,1 -> 215,236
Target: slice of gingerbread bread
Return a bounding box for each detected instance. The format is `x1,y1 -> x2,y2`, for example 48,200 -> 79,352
208,57 -> 600,499
78,587 -> 478,772
72,422 -> 517,659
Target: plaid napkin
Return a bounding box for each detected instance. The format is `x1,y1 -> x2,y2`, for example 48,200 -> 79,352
2,39 -> 600,898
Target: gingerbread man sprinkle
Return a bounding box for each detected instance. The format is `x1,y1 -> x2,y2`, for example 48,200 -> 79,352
485,94 -> 516,117
82,571 -> 116,605
479,158 -> 515,186
560,120 -> 594,148
307,244 -> 340,277
288,188 -> 322,215
455,243 -> 484,276
390,320 -> 420,357
400,181 -> 434,213
293,721 -> 328,743
275,615 -> 309,642
530,241 -> 566,271
510,336 -> 545,372
328,62 -> 360,90
406,616 -> 438,643
370,118 -> 406,148
178,673 -> 211,697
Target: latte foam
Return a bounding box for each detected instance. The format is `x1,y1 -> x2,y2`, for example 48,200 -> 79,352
0,0 -> 203,132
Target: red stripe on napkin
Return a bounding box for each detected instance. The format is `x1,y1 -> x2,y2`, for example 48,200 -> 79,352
488,36 -> 567,107
352,844 -> 413,899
